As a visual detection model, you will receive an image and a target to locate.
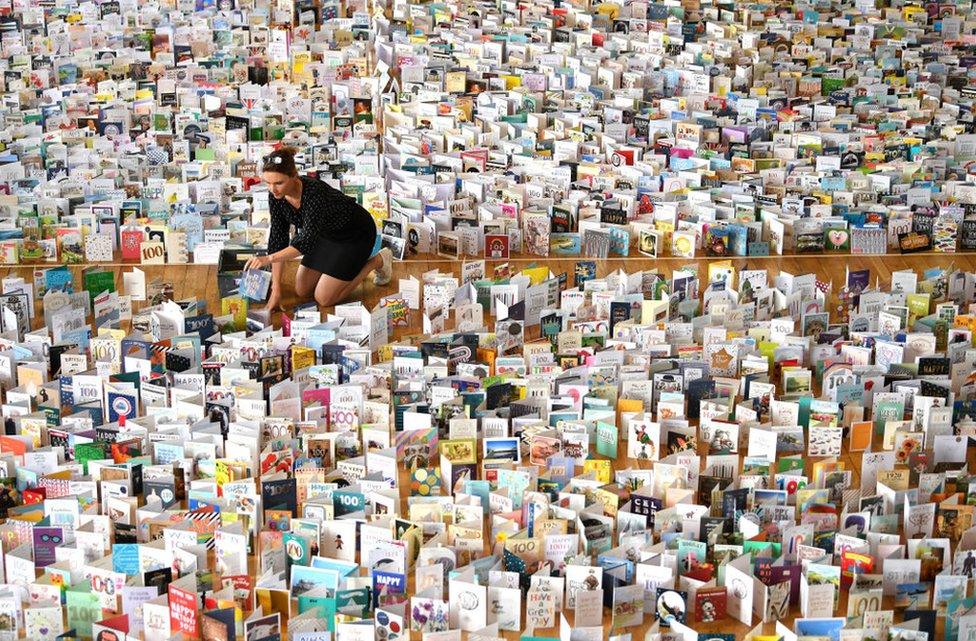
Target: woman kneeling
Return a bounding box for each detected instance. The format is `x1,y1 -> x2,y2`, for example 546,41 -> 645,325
245,147 -> 392,310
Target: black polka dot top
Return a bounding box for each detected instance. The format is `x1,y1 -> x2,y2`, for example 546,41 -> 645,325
267,176 -> 375,255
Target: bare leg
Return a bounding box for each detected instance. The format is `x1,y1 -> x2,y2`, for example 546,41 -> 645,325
294,265 -> 322,301
313,274 -> 354,307
313,253 -> 384,307
336,253 -> 386,300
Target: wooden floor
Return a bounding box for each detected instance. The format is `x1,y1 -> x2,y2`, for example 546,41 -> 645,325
10,253 -> 976,639
12,253 -> 972,322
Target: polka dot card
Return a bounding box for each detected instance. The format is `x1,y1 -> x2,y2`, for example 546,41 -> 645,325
410,467 -> 441,497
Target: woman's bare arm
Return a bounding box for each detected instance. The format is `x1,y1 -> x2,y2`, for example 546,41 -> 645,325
270,246 -> 301,264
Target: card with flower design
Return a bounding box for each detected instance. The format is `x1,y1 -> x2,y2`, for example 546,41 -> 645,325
410,596 -> 449,632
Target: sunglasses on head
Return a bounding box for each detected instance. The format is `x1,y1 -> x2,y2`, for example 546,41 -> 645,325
262,154 -> 285,166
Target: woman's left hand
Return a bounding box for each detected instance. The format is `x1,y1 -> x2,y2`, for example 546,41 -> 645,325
245,254 -> 272,271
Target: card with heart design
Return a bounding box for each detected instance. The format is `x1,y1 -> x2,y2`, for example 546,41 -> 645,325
24,605 -> 63,641
824,226 -> 851,251
851,226 -> 887,254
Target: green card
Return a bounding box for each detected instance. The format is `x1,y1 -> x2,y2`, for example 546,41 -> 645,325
596,421 -> 618,459
74,442 -> 109,475
66,583 -> 101,635
83,270 -> 116,305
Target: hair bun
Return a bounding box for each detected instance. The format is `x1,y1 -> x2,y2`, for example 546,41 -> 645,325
262,146 -> 300,176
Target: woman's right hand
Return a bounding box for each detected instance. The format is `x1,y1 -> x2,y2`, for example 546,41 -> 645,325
245,254 -> 272,271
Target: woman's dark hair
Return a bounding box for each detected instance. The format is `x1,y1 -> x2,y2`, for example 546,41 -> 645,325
262,146 -> 299,176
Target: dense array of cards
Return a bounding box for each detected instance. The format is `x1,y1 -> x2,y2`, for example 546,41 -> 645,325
1,0 -> 975,270
3,0 -> 976,637
0,252 -> 973,641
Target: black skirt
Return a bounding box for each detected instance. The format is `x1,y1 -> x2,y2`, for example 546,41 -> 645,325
300,225 -> 377,281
